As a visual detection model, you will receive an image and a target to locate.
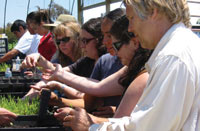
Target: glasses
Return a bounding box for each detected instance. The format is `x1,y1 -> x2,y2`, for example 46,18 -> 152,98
112,41 -> 123,52
79,37 -> 96,45
56,37 -> 70,45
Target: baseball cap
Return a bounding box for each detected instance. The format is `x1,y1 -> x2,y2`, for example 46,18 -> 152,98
43,14 -> 77,27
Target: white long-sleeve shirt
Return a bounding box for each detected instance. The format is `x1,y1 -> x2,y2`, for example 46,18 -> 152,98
90,23 -> 200,131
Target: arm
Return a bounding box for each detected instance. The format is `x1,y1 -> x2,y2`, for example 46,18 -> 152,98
114,72 -> 148,118
44,65 -> 127,97
0,49 -> 19,63
89,56 -> 195,131
21,53 -> 55,70
54,107 -> 108,131
0,108 -> 17,126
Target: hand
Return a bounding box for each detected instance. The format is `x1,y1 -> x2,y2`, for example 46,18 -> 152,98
21,53 -> 40,68
92,106 -> 116,118
42,81 -> 64,91
30,80 -> 47,91
0,108 -> 17,127
42,64 -> 64,81
55,107 -> 94,131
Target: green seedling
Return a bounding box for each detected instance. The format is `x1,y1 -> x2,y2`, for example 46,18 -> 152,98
0,95 -> 40,115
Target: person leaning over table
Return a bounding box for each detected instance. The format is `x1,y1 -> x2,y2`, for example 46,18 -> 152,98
22,17 -> 107,99
0,108 -> 17,127
44,0 -> 200,130
0,19 -> 39,63
23,21 -> 83,98
34,16 -> 151,125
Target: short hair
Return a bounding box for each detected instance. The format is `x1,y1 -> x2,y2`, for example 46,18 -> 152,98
124,0 -> 191,27
82,17 -> 107,57
104,8 -> 126,23
11,20 -> 27,32
26,11 -> 37,23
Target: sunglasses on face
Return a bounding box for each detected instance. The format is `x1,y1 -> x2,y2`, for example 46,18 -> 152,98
112,41 -> 123,52
79,37 -> 96,45
56,37 -> 70,45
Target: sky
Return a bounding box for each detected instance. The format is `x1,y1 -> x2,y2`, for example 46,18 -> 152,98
0,0 -> 122,28
0,0 -> 200,29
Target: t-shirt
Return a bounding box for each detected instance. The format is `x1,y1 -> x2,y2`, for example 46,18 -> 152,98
90,53 -> 123,107
68,57 -> 95,77
14,31 -> 39,55
28,34 -> 42,54
38,32 -> 56,61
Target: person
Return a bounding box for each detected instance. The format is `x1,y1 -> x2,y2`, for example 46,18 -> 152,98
55,0 -> 200,130
0,108 -> 17,126
22,17 -> 107,98
30,9 -> 56,61
37,16 -> 151,119
23,21 -> 82,98
26,12 -> 42,54
88,9 -> 125,114
0,19 -> 39,63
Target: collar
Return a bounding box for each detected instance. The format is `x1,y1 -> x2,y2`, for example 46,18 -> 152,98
145,22 -> 186,73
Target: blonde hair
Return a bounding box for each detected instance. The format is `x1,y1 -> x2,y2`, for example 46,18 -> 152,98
124,0 -> 191,27
53,22 -> 83,66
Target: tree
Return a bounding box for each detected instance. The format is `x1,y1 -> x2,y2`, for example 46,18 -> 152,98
49,2 -> 70,21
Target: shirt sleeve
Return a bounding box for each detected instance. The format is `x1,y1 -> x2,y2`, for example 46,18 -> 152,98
89,56 -> 195,131
90,57 -> 102,80
14,32 -> 33,54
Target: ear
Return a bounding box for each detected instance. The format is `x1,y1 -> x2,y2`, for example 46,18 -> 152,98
131,37 -> 139,49
151,8 -> 158,20
19,26 -> 24,32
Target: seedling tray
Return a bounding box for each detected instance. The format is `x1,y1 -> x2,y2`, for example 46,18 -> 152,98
0,89 -> 69,130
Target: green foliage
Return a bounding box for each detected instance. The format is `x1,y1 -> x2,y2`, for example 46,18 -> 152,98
49,2 -> 70,21
0,26 -> 17,43
0,63 -> 11,72
8,40 -> 17,50
0,96 -> 40,115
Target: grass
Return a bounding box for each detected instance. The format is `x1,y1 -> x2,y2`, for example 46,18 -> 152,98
0,63 -> 11,72
0,96 -> 40,115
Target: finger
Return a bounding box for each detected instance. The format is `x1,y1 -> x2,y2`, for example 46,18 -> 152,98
26,57 -> 33,67
30,85 -> 41,91
63,115 -> 73,122
63,121 -> 71,127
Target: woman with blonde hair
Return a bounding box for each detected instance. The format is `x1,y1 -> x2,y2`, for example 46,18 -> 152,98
51,22 -> 83,67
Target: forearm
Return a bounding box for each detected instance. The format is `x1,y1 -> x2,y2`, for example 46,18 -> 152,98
0,49 -> 19,63
55,67 -> 127,97
56,70 -> 102,96
54,97 -> 85,108
62,85 -> 84,99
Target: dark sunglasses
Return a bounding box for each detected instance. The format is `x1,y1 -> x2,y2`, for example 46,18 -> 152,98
79,37 -> 96,45
56,37 -> 70,45
112,41 -> 123,52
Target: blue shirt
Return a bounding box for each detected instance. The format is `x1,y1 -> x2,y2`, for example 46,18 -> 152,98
90,53 -> 123,106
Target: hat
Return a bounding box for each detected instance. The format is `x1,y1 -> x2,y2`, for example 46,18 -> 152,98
43,14 -> 77,27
